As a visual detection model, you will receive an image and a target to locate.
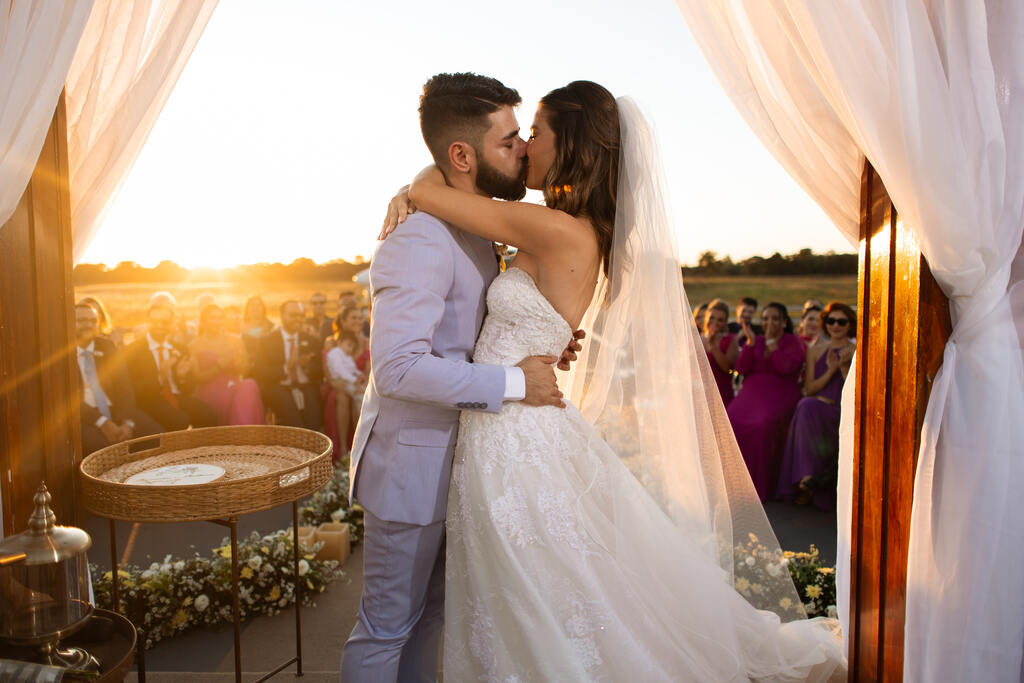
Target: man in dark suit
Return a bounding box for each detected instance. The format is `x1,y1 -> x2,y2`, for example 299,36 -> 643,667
255,300 -> 323,429
74,303 -> 162,455
123,299 -> 218,432
727,296 -> 763,348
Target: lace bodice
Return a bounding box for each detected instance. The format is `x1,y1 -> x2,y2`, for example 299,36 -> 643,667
472,267 -> 573,366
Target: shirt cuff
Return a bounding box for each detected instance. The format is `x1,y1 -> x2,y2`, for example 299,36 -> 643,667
502,366 -> 526,402
95,416 -> 109,428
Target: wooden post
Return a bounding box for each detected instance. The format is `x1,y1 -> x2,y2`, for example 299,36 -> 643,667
848,161 -> 951,680
0,92 -> 80,535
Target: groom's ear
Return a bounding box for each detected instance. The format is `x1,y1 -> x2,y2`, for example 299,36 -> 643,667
447,141 -> 475,175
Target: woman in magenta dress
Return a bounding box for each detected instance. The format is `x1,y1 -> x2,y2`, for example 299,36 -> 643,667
189,304 -> 265,425
777,302 -> 856,509
727,302 -> 805,501
701,299 -> 738,407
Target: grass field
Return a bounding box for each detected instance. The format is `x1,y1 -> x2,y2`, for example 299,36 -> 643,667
75,275 -> 858,332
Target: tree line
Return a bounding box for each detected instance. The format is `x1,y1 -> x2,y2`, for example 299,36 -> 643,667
73,258 -> 369,285
682,248 -> 857,277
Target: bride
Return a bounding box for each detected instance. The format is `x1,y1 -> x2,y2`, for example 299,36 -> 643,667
385,80 -> 844,681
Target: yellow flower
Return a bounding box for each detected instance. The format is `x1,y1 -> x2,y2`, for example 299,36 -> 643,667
240,567 -> 254,579
306,579 -> 315,590
735,577 -> 750,592
805,585 -> 823,599
260,546 -> 270,554
183,596 -> 193,606
269,585 -> 281,601
171,610 -> 188,627
748,532 -> 759,543
214,545 -> 232,558
779,597 -> 793,610
751,583 -> 763,595
818,567 -> 835,575
783,551 -> 795,558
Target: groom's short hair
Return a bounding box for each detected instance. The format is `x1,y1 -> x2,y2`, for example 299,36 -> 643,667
419,73 -> 521,167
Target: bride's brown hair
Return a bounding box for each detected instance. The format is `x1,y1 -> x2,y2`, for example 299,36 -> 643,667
539,81 -> 619,280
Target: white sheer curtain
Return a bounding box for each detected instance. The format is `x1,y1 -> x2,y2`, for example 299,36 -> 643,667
66,0 -> 218,259
677,1 -> 1024,679
0,0 -> 94,228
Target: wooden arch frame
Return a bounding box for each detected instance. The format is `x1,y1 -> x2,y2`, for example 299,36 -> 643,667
0,98 -> 951,681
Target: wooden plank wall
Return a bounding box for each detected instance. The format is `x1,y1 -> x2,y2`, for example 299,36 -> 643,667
848,162 -> 951,680
0,93 -> 80,535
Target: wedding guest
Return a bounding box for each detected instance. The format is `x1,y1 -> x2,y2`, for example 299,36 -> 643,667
78,295 -> 125,347
802,298 -> 824,314
307,292 -> 334,343
777,302 -> 856,508
75,303 -> 161,455
338,290 -> 359,312
254,300 -> 323,429
241,295 -> 275,361
123,299 -> 217,432
693,301 -> 710,328
338,306 -> 370,372
797,305 -> 824,348
188,304 -> 265,426
701,299 -> 738,407
727,302 -> 806,501
728,296 -> 763,348
323,324 -> 367,462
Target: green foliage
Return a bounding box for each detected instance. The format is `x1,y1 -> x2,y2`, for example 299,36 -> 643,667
299,466 -> 364,543
685,248 -> 857,277
784,546 -> 837,618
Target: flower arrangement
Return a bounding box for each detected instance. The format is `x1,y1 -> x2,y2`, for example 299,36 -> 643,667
732,535 -> 837,619
299,466 -> 364,543
784,545 -> 837,619
92,529 -> 340,649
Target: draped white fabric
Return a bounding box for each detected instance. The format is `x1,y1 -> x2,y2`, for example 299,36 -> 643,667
676,1 -> 1024,679
66,0 -> 218,260
0,0 -> 94,228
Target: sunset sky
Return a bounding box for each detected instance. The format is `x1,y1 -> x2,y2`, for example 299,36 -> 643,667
80,0 -> 854,269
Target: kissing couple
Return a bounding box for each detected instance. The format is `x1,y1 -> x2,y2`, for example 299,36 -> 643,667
340,73 -> 845,682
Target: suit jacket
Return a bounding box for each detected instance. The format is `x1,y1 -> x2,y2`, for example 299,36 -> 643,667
350,212 -> 505,525
254,328 -> 323,388
77,337 -> 137,426
123,335 -> 193,410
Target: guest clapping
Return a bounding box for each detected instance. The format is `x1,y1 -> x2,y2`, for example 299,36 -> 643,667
797,304 -> 824,348
75,302 -> 161,455
727,302 -> 806,501
777,302 -> 856,508
254,300 -> 323,429
188,304 -> 265,426
728,297 -> 762,348
701,299 -> 738,407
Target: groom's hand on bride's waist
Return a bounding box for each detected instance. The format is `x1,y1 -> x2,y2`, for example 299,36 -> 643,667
517,355 -> 564,408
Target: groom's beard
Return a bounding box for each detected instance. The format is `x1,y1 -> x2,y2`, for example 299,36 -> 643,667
476,155 -> 527,201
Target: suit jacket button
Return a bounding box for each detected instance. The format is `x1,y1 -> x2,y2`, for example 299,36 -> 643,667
480,403 -> 487,409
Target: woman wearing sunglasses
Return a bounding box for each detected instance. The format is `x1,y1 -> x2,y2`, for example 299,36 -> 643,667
778,301 -> 856,508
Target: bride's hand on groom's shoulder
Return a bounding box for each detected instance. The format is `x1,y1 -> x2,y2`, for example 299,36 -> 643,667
556,329 -> 586,372
379,184 -> 417,240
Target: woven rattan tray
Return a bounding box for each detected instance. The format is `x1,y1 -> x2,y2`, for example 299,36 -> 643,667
79,426 -> 333,522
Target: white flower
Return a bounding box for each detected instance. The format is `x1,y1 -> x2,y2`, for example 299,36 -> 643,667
173,561 -> 185,572
141,569 -> 157,580
149,562 -> 160,571
779,557 -> 789,567
248,555 -> 262,570
274,542 -> 285,556
330,509 -> 345,522
261,563 -> 275,574
766,563 -> 780,577
827,605 -> 838,619
298,559 -> 310,577
194,594 -> 210,612
278,598 -> 288,607
745,556 -> 756,567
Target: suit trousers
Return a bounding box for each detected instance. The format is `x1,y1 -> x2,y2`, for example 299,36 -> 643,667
340,509 -> 445,683
142,395 -> 218,432
80,408 -> 164,456
265,383 -> 322,429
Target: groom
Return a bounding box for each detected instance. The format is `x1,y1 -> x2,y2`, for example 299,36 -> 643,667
340,73 -> 567,682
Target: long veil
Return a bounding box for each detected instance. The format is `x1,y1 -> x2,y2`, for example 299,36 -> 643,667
563,97 -> 805,620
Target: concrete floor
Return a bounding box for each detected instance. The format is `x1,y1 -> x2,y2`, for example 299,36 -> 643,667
85,500 -> 836,679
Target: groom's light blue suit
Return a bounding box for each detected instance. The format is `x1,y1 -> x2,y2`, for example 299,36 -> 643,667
340,211 -> 505,682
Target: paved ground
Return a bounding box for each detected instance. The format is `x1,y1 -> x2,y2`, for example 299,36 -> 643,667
84,500 -> 836,679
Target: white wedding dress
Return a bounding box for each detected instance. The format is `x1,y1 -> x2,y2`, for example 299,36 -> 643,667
444,267 -> 845,682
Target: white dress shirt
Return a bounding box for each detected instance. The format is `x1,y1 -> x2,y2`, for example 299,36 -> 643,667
147,333 -> 181,395
281,329 -> 311,385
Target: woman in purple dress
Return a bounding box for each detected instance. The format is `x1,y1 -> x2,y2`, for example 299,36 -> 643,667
727,302 -> 805,501
701,299 -> 738,407
778,302 -> 856,508
189,304 -> 265,426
